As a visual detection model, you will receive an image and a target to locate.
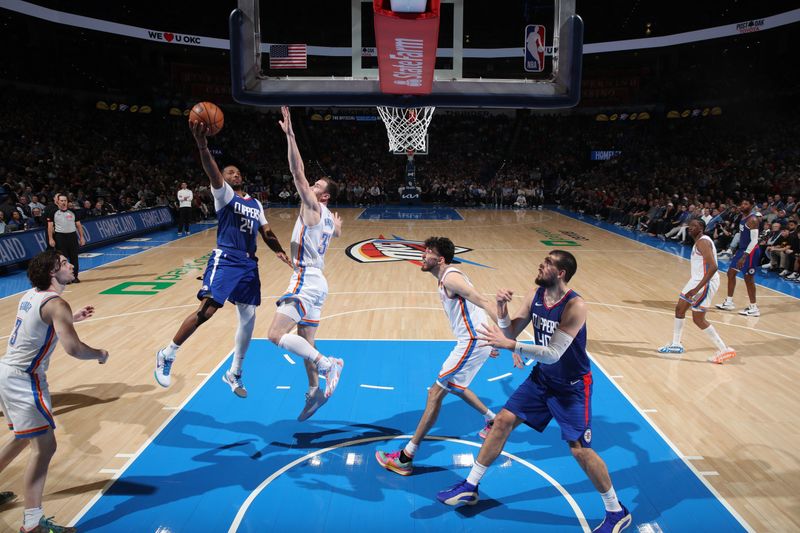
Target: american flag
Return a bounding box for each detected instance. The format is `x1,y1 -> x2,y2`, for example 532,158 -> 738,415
269,44 -> 307,69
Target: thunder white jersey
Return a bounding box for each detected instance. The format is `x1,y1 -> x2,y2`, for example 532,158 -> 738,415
690,235 -> 720,281
438,267 -> 487,341
2,289 -> 60,373
290,204 -> 335,270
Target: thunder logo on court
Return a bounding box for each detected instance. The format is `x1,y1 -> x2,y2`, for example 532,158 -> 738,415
345,235 -> 492,268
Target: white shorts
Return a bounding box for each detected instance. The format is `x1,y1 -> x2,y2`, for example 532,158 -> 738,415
680,276 -> 720,311
276,267 -> 328,327
0,363 -> 55,438
436,340 -> 493,391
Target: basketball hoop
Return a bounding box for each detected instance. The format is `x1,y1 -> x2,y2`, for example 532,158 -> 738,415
377,106 -> 435,153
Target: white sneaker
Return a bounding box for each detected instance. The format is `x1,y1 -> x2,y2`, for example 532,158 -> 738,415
787,272 -> 799,280
761,264 -> 773,271
715,301 -> 736,311
222,370 -> 247,398
778,269 -> 790,277
297,388 -> 328,421
657,343 -> 685,354
322,357 -> 344,398
739,306 -> 760,317
708,347 -> 736,364
155,349 -> 175,387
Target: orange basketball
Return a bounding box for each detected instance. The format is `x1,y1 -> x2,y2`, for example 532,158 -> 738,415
189,101 -> 224,136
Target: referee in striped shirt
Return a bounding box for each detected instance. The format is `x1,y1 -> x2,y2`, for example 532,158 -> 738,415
47,194 -> 85,283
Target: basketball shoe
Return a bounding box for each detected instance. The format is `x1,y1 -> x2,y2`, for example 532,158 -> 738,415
222,370 -> 247,398
592,504 -> 632,533
657,343 -> 685,354
154,349 -> 174,387
21,515 -> 77,533
375,450 -> 413,476
436,479 -> 479,506
322,358 -> 344,398
738,305 -> 760,317
715,300 -> 736,311
708,347 -> 736,364
298,388 -> 328,421
479,420 -> 494,439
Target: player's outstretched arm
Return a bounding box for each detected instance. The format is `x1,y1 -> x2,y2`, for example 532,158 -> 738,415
190,120 -> 224,189
44,298 -> 108,364
259,223 -> 292,268
278,107 -> 318,209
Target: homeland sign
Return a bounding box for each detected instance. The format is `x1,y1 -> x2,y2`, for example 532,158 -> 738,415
0,207 -> 174,267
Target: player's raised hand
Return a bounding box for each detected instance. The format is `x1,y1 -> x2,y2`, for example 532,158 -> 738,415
73,305 -> 95,323
279,106 -> 294,135
496,289 -> 514,303
189,119 -> 209,147
333,212 -> 343,235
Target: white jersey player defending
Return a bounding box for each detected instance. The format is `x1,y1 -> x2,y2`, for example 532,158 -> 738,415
0,250 -> 108,533
267,107 -> 344,421
375,236 -> 501,476
657,218 -> 736,364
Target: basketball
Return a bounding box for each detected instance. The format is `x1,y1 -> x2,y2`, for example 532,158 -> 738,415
189,101 -> 224,136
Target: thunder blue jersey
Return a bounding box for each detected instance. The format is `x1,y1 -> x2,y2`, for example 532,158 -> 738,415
737,213 -> 758,251
529,287 -> 589,383
213,183 -> 267,258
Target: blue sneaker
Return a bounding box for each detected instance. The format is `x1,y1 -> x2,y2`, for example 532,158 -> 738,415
436,479 -> 479,506
154,349 -> 174,387
592,504 -> 632,533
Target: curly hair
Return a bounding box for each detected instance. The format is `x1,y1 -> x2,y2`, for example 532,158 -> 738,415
424,236 -> 455,264
27,249 -> 62,290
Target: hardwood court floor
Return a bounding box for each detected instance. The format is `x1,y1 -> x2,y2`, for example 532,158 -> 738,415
0,208 -> 798,531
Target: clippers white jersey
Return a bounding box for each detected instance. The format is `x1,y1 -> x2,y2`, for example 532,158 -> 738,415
438,267 -> 486,341
2,289 -> 60,374
290,204 -> 335,270
690,235 -> 719,282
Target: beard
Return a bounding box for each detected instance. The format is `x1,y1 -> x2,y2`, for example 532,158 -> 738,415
535,274 -> 557,288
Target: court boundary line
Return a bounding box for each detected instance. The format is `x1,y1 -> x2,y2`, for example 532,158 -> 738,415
553,208 -> 799,301
226,434 -> 590,533
587,352 -> 754,532
68,347 -> 235,527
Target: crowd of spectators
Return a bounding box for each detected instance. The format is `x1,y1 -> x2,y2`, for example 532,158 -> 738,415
1,86 -> 797,281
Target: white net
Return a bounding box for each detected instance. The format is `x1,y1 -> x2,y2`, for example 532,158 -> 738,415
377,106 -> 435,153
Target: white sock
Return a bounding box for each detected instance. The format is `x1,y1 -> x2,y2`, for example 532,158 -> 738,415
307,385 -> 319,396
672,318 -> 685,345
466,461 -> 488,486
600,486 -> 623,512
484,409 -> 496,422
163,341 -> 180,358
702,325 -> 727,352
724,296 -> 733,304
23,507 -> 43,530
403,441 -> 418,458
278,333 -> 321,362
231,305 -> 255,376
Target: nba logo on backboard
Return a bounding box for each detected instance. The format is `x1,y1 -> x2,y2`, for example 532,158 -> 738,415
524,24 -> 546,73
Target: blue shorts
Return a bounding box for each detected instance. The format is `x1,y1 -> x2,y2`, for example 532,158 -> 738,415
730,247 -> 761,276
198,248 -> 261,306
504,366 -> 594,448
